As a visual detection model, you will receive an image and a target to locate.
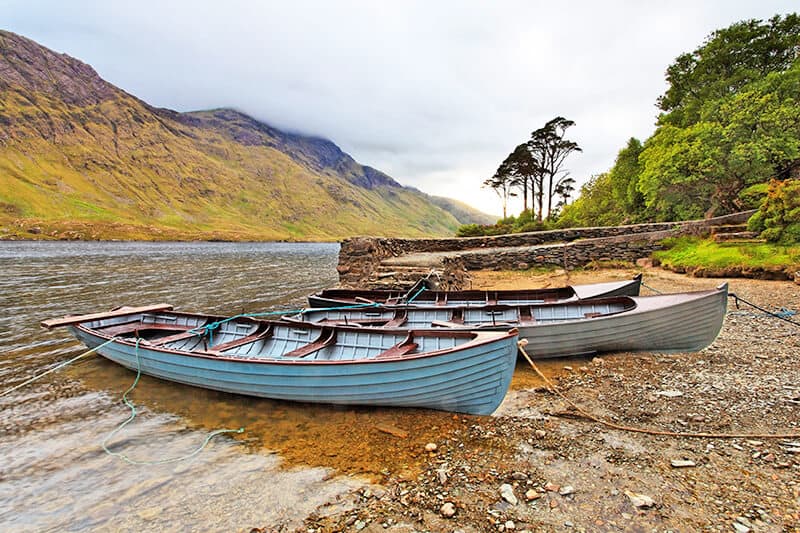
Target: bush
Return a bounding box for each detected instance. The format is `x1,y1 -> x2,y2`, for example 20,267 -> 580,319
747,210 -> 766,232
756,179 -> 800,244
738,183 -> 769,210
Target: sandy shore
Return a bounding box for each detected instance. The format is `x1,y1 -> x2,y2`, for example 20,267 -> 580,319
290,267 -> 800,532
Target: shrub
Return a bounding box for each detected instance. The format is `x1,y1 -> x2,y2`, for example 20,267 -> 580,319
754,178 -> 800,244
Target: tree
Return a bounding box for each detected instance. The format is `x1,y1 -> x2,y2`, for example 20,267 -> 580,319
658,14 -> 800,128
556,173 -> 624,227
483,161 -> 517,220
527,117 -> 582,221
608,137 -> 645,219
639,62 -> 800,218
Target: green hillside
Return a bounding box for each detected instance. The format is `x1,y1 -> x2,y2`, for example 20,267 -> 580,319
0,30 -> 471,241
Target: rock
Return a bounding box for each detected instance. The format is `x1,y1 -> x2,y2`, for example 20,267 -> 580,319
670,460 -> 696,468
440,502 -> 456,518
505,520 -> 516,530
656,390 -> 684,398
424,442 -> 437,452
525,489 -> 542,501
375,424 -> 408,439
534,429 -> 547,439
437,469 -> 448,484
499,484 -> 518,505
511,471 -> 528,480
636,258 -> 653,268
544,482 -> 560,492
559,485 -> 575,496
624,491 -> 655,508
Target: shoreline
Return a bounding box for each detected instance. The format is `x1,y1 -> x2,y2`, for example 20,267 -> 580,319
294,268 -> 800,532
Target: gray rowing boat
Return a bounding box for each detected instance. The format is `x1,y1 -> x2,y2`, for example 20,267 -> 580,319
288,283 -> 728,359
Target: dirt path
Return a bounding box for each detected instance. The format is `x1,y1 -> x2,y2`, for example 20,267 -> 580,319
291,268 -> 800,533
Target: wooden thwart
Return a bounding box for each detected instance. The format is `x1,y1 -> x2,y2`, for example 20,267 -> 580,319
41,304 -> 174,329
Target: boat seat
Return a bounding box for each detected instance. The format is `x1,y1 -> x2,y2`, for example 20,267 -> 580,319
207,324 -> 273,353
282,328 -> 337,358
375,335 -> 417,359
384,310 -> 408,327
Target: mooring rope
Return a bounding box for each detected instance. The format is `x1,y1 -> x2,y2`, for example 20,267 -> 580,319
0,337 -> 120,398
640,280 -> 663,294
518,340 -> 800,439
101,338 -> 244,465
728,293 -> 800,328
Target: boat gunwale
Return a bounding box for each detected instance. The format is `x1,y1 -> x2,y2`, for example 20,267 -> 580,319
72,312 -> 519,366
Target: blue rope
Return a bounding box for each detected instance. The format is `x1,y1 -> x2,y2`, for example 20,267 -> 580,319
101,338 -> 244,466
728,293 -> 799,328
405,285 -> 427,303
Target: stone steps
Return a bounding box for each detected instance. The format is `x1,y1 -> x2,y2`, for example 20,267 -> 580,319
713,231 -> 762,243
711,224 -> 749,234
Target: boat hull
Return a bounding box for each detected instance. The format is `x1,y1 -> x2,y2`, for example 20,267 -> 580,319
70,322 -> 518,416
308,275 -> 642,308
293,284 -> 728,359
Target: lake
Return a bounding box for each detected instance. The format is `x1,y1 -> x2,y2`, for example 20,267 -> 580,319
0,241 -> 556,531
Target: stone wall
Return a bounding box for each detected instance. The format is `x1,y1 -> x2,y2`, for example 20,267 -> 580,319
337,210 -> 756,288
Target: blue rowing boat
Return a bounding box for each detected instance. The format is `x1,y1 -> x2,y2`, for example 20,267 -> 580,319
42,306 -> 519,415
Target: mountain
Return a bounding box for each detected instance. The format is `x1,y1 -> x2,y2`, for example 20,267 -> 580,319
0,30 -> 489,241
426,195 -> 497,225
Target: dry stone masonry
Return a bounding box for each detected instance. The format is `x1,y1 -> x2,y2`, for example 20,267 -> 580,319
337,211 -> 755,289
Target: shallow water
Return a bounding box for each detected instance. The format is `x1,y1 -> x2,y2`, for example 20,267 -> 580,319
0,241 -> 569,531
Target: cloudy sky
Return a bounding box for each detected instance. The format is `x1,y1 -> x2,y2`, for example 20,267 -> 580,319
2,1 -> 797,216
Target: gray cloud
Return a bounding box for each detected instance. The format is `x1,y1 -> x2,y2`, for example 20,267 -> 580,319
2,0 -> 796,215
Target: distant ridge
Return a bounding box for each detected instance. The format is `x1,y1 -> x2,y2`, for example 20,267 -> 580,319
0,30 -> 492,241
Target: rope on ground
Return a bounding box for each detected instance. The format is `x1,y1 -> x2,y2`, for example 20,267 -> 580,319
0,337 -> 119,398
101,338 -> 244,466
518,340 -> 800,439
728,293 -> 800,328
640,280 -> 663,294
405,285 -> 427,304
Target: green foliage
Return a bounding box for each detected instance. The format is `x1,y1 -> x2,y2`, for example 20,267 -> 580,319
455,209 -> 555,237
747,210 -> 766,233
638,60 -> 800,219
756,178 -> 800,243
608,137 -> 645,218
654,236 -> 800,269
658,14 -> 800,127
556,173 -> 624,228
738,183 -> 770,210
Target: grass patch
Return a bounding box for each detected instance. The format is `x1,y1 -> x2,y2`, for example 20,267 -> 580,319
654,237 -> 800,270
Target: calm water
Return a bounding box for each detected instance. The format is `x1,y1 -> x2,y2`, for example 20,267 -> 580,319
0,241 -> 564,531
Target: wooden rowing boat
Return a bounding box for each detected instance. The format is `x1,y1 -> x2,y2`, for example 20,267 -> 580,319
307,274 -> 642,308
288,283 -> 728,359
42,307 -> 519,415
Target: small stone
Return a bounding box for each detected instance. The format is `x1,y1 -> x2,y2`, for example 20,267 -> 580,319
624,491 -> 655,508
499,484 -> 518,505
559,485 -> 575,496
670,460 -> 696,468
504,521 -> 516,530
437,469 -> 448,484
563,366 -> 573,371
762,453 -> 775,462
525,489 -> 542,501
549,499 -> 558,509
512,471 -> 528,480
736,516 -> 754,528
544,482 -> 560,492
656,390 -> 684,398
534,429 -> 547,439
732,522 -> 750,533
621,512 -> 632,519
424,442 -> 437,452
440,502 -> 456,518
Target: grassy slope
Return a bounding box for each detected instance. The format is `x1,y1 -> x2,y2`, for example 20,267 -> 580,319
653,237 -> 800,274
0,87 -> 460,241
